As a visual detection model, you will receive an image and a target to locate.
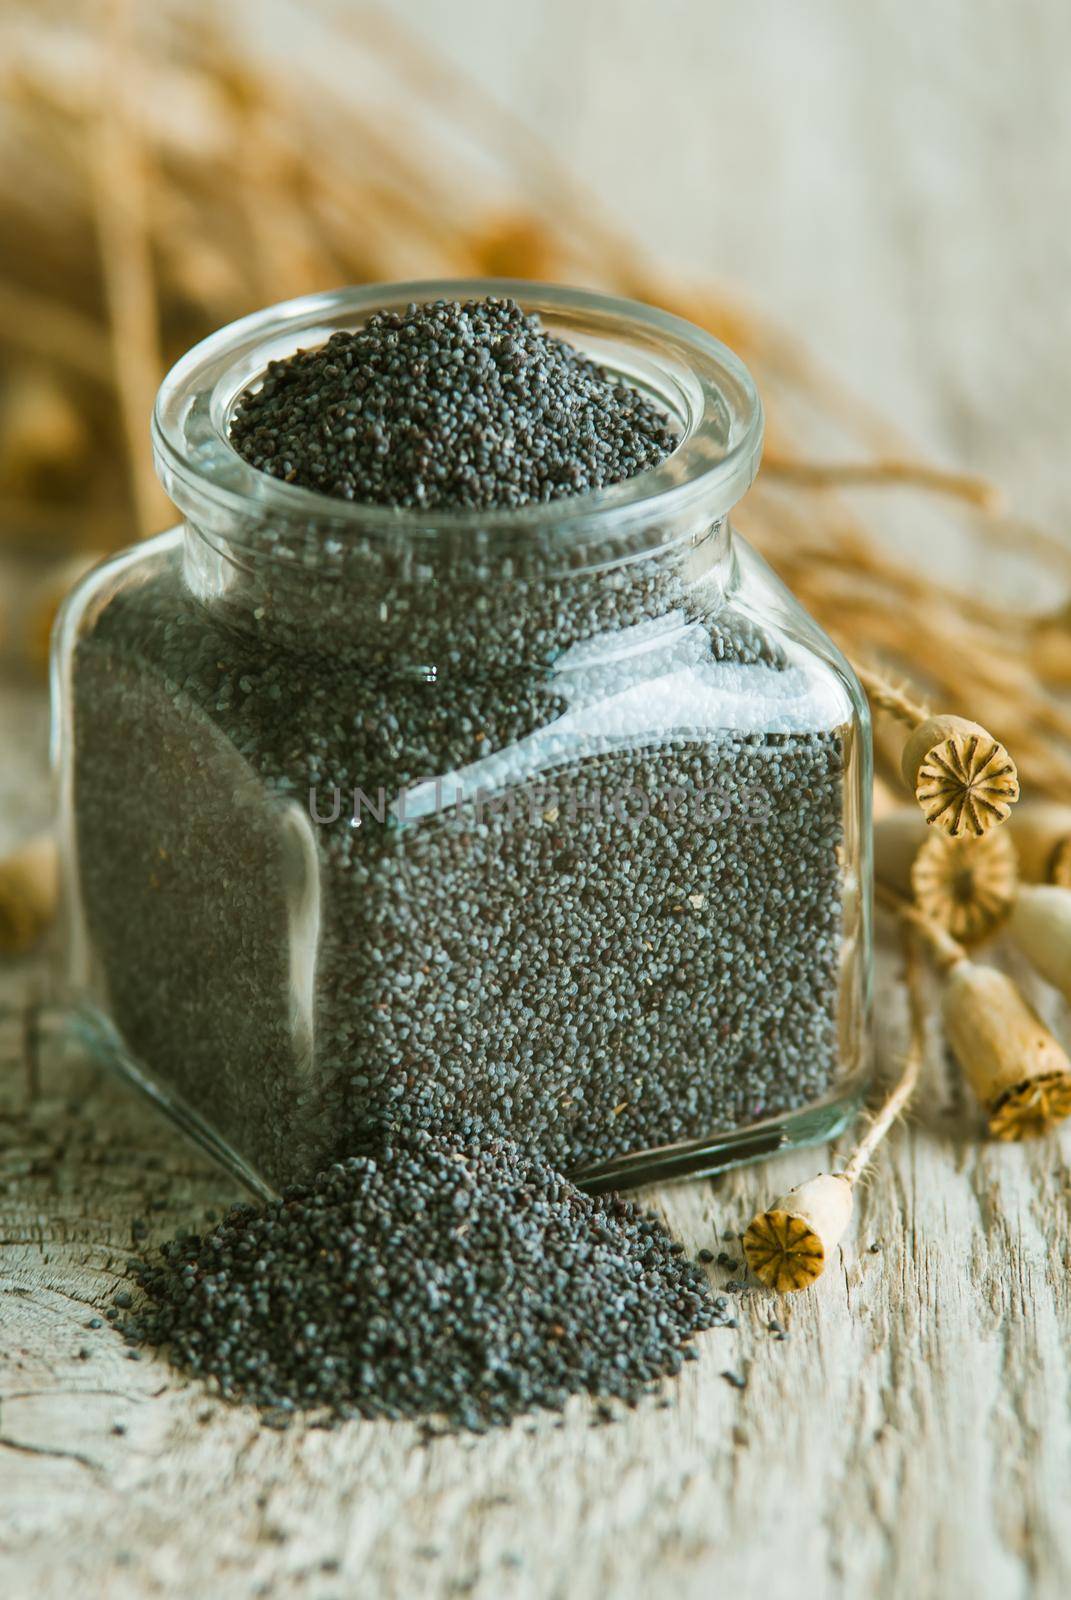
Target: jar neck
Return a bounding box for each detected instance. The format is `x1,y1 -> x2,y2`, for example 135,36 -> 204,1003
156,279 -> 763,675
181,513 -> 737,676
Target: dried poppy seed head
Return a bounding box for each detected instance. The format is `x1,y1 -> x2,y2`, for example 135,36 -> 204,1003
987,1072 -> 1071,1141
910,827 -> 1018,945
742,1173 -> 853,1292
901,716 -> 1020,839
874,811 -> 1018,944
940,959 -> 1071,1140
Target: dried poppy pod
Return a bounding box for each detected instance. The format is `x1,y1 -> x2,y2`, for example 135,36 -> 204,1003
852,669 -> 1019,841
742,1173 -> 854,1293
901,715 -> 1020,839
1008,803 -> 1071,888
874,810 -> 1018,944
1006,885 -> 1071,1005
0,832 -> 59,955
941,958 -> 1071,1140
743,930 -> 928,1294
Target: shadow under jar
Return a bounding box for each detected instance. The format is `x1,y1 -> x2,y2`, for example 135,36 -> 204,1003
52,280 -> 873,1198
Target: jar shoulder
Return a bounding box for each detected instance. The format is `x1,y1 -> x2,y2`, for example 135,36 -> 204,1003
52,528 -> 185,663
720,531 -> 869,730
52,525 -> 869,774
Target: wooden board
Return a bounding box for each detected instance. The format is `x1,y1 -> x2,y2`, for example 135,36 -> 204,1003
2,835 -> 1070,1598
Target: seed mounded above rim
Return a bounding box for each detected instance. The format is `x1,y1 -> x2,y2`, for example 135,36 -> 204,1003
228,296 -> 680,512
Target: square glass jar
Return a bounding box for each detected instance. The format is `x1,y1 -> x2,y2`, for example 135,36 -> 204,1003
51,281 -> 872,1197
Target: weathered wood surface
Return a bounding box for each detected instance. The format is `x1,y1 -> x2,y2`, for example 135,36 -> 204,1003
1,702 -> 1070,1600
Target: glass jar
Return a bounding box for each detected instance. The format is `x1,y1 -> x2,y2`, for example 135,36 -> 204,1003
51,281 -> 872,1198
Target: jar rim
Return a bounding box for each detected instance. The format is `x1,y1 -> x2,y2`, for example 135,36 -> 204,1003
151,279 -> 764,553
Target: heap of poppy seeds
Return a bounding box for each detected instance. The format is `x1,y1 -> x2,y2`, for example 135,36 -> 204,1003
228,297 -> 680,510
123,1125 -> 724,1431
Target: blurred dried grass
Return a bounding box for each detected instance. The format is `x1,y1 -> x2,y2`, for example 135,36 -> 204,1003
1,0 -> 1069,797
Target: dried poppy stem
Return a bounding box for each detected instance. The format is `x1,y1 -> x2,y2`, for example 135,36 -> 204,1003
882,887 -> 1071,1140
873,809 -> 1018,944
1007,885 -> 1071,1006
742,933 -> 926,1293
0,832 -> 58,955
0,278 -> 114,384
90,0 -> 168,537
762,454 -> 1002,510
1031,611 -> 1071,687
840,944 -> 927,1184
851,664 -> 930,728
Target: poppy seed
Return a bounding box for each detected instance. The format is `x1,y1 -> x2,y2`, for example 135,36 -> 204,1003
126,1125 -> 725,1432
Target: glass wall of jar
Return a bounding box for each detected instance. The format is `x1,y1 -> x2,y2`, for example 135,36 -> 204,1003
51,281 -> 872,1198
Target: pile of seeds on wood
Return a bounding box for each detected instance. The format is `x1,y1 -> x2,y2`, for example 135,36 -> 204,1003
228,297 -> 680,510
122,1125 -> 725,1431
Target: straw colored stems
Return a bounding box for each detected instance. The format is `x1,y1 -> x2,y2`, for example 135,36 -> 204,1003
762,454 -> 1001,509
0,833 -> 58,954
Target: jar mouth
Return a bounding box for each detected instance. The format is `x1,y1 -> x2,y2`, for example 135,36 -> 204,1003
152,279 -> 763,558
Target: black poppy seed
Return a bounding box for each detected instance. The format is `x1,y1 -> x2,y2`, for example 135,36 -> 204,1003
126,1125 -> 723,1432
697,1249 -> 715,1264
114,1289 -> 133,1309
86,1317 -> 103,1329
229,298 -> 679,512
721,1370 -> 748,1391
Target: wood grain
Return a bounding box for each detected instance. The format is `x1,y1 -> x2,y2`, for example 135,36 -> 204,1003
2,825 -> 1070,1599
